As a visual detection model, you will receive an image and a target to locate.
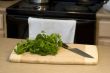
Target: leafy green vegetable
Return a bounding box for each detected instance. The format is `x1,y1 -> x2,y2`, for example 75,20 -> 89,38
14,31 -> 62,56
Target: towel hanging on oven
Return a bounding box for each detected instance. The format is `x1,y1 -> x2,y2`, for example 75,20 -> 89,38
28,17 -> 76,43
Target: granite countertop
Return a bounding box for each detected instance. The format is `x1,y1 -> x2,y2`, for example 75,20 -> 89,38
0,0 -> 20,12
0,38 -> 110,73
97,8 -> 110,19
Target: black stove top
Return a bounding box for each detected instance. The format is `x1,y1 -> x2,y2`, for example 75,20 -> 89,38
19,2 -> 91,12
6,1 -> 103,19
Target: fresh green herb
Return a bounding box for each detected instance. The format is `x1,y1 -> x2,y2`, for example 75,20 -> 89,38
14,31 -> 62,56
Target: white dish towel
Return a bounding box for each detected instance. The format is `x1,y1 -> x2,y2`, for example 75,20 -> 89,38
28,17 -> 76,43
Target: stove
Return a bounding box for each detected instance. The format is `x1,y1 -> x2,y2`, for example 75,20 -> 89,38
6,0 -> 103,19
6,0 -> 105,45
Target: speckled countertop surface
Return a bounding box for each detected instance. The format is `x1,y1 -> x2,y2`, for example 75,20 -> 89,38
0,0 -> 20,12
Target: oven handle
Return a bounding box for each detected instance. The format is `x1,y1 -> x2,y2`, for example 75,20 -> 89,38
77,19 -> 96,24
7,14 -> 95,24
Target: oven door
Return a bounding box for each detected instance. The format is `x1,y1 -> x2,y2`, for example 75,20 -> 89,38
7,15 -> 29,39
6,14 -> 96,45
74,19 -> 96,45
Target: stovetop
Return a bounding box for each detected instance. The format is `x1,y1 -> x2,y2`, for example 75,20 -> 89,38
6,1 -> 103,19
18,2 -> 92,12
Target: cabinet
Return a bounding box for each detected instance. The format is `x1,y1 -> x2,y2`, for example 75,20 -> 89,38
0,0 -> 20,38
0,12 -> 4,38
99,19 -> 110,37
98,19 -> 110,46
97,9 -> 110,46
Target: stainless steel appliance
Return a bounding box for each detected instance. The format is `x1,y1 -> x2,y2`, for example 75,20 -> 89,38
6,0 -> 106,45
29,0 -> 48,11
30,0 -> 48,3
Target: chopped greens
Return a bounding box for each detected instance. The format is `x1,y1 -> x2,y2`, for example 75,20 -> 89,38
14,31 -> 62,56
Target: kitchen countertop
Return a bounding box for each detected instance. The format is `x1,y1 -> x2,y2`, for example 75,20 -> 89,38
0,0 -> 20,12
97,8 -> 110,19
0,38 -> 110,73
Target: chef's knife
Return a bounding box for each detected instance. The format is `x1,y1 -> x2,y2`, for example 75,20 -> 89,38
62,43 -> 94,58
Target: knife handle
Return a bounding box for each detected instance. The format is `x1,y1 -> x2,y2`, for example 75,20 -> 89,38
62,43 -> 69,49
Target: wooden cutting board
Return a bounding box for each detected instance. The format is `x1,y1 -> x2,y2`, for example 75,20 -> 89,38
9,44 -> 98,65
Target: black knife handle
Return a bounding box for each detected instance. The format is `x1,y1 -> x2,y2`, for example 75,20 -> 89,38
62,43 -> 69,49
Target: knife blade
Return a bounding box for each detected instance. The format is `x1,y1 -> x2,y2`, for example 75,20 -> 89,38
62,43 -> 94,58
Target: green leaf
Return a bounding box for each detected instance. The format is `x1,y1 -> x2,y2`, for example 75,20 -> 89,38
14,31 -> 63,56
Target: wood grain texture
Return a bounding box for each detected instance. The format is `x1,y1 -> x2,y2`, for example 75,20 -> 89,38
9,44 -> 98,65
